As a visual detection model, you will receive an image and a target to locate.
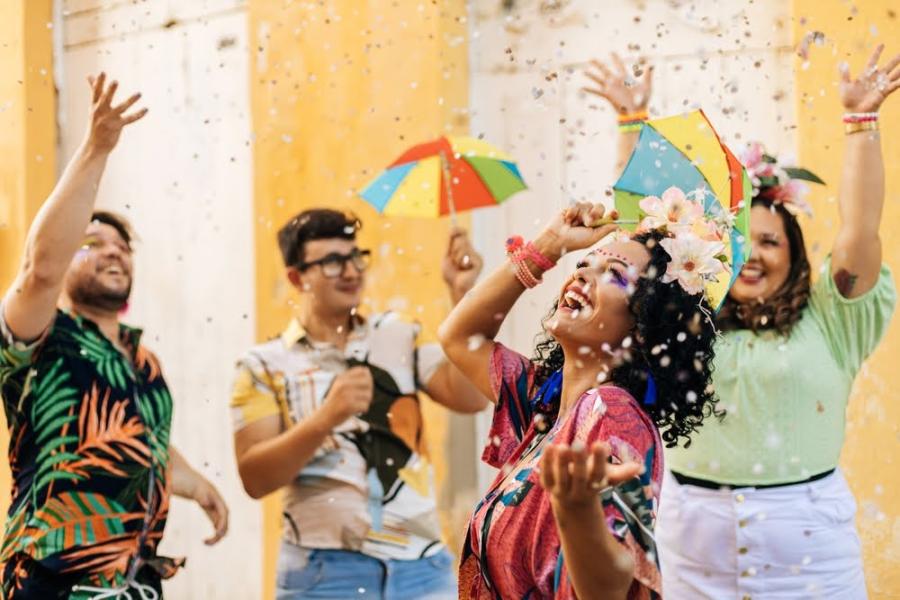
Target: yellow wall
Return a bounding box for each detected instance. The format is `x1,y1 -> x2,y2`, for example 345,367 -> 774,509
792,1 -> 900,595
247,2 -> 469,597
0,0 -> 56,524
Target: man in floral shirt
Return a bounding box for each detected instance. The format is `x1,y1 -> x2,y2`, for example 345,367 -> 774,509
0,74 -> 228,598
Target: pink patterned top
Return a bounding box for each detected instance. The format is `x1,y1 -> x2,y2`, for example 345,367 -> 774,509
459,344 -> 663,599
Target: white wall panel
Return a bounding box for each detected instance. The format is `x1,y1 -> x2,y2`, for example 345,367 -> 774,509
57,2 -> 259,598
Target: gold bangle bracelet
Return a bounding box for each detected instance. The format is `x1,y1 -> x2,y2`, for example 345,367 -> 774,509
845,121 -> 879,135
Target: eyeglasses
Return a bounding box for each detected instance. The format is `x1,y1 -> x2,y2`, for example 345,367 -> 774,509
297,249 -> 371,278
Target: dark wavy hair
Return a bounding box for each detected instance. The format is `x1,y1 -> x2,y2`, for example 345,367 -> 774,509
716,197 -> 811,336
531,230 -> 722,448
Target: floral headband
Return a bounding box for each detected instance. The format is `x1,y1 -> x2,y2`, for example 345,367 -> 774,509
739,142 -> 825,217
632,186 -> 732,298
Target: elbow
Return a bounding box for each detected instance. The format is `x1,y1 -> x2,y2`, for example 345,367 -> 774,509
237,462 -> 272,500
21,248 -> 65,291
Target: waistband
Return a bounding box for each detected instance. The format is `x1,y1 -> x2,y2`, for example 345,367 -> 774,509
670,468 -> 835,491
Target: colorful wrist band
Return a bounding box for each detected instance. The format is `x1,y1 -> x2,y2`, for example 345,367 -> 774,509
845,120 -> 879,134
618,122 -> 644,133
842,112 -> 879,123
617,110 -> 648,123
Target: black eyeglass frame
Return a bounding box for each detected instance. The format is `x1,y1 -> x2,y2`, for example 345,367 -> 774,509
296,248 -> 372,278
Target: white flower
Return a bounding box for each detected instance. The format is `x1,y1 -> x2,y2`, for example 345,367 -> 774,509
659,233 -> 727,296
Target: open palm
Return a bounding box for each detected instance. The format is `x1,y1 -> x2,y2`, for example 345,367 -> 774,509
583,53 -> 653,115
840,44 -> 900,113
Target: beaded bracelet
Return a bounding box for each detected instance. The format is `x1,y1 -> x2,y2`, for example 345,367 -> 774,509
842,112 -> 879,123
505,236 -> 556,289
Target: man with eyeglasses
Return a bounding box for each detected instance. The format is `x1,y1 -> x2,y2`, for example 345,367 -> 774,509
230,208 -> 488,599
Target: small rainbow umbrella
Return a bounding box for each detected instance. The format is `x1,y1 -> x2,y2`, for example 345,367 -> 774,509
613,109 -> 752,309
359,136 -> 526,221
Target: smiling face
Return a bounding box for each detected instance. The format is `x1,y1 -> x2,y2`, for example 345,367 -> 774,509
289,237 -> 366,317
547,239 -> 651,357
64,221 -> 134,312
729,204 -> 792,304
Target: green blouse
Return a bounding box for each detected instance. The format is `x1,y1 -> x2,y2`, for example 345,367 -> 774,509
666,258 -> 896,485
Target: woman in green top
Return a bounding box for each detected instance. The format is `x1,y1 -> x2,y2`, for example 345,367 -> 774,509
584,45 -> 898,598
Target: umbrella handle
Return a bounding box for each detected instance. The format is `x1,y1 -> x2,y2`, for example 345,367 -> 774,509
439,150 -> 458,226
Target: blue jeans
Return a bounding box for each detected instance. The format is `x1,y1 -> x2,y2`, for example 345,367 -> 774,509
276,543 -> 457,600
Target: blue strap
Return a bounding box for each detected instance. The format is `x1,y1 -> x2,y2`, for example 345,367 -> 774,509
532,368 -> 563,410
643,371 -> 658,407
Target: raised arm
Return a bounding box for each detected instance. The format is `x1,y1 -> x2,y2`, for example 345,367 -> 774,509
2,74 -> 146,340
583,53 -> 653,173
437,204 -> 616,400
831,44 -> 899,298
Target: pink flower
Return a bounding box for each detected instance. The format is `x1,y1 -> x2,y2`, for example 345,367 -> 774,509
659,234 -> 727,296
772,180 -> 812,217
739,142 -> 764,169
638,186 -> 704,232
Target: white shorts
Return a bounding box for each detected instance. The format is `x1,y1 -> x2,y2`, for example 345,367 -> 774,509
656,468 -> 866,599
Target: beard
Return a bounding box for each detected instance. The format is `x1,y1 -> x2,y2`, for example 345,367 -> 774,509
68,274 -> 132,312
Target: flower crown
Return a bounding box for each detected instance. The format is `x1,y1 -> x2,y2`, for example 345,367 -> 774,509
633,186 -> 731,298
739,142 -> 825,217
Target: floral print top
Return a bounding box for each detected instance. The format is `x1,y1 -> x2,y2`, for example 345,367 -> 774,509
459,343 -> 663,600
0,309 -> 176,598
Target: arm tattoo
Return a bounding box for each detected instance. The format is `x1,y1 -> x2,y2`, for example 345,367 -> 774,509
834,269 -> 859,297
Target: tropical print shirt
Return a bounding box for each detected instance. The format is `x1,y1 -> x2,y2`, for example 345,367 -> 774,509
0,308 -> 175,599
459,343 -> 663,600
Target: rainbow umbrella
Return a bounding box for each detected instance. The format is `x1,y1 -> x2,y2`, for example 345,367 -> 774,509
359,136 -> 526,220
614,109 -> 751,309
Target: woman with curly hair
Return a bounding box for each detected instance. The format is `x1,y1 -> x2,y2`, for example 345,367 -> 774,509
438,198 -> 725,600
585,44 -> 898,598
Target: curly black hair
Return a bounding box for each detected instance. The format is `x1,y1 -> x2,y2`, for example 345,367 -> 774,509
531,230 -> 722,448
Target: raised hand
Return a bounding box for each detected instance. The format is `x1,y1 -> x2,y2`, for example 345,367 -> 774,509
839,44 -> 900,113
539,441 -> 643,510
442,228 -> 484,303
83,72 -> 148,155
583,53 -> 653,115
534,202 -> 619,262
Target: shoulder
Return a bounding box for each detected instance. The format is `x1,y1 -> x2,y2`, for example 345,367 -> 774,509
367,311 -> 422,336
572,386 -> 658,445
236,337 -> 292,370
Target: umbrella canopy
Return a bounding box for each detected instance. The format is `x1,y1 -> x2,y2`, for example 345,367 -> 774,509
614,110 -> 752,309
359,136 -> 526,219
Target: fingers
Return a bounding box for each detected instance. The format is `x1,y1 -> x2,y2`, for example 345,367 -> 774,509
865,43 -> 885,73
642,64 -> 654,89
121,107 -> 149,125
838,61 -> 851,83
606,461 -> 644,486
113,92 -> 142,115
98,79 -> 118,109
563,202 -> 615,228
886,54 -> 900,81
589,59 -> 614,79
553,445 -> 572,492
568,444 -> 590,493
203,491 -> 229,545
585,443 -> 607,487
539,444 -> 557,490
611,52 -> 627,76
90,72 -> 106,103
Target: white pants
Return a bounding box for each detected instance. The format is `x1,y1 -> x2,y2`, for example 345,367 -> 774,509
656,469 -> 866,600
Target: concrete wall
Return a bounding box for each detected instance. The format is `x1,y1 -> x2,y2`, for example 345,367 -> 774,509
792,1 -> 900,595
56,1 -> 259,597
